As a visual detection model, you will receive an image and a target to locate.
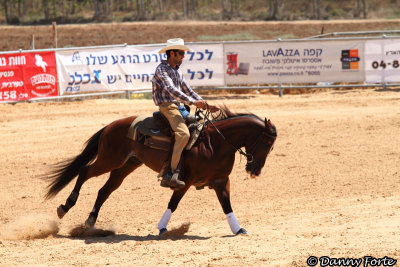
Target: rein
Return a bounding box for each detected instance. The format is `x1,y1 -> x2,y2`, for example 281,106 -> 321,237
197,106 -> 254,163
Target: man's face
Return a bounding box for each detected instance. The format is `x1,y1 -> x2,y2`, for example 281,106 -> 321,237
172,50 -> 185,65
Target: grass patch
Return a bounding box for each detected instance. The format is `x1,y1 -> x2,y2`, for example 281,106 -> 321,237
328,8 -> 348,19
386,9 -> 400,19
276,33 -> 297,39
130,92 -> 152,100
262,31 -> 297,40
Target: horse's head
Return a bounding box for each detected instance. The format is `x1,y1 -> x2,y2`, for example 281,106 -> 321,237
245,118 -> 277,178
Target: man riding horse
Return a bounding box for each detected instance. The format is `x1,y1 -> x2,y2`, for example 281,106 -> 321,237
152,38 -> 219,189
45,38 -> 277,235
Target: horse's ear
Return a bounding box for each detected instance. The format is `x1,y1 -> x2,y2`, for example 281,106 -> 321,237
265,118 -> 273,133
264,118 -> 271,127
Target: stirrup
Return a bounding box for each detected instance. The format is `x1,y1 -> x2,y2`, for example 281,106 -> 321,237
160,171 -> 185,189
160,172 -> 172,188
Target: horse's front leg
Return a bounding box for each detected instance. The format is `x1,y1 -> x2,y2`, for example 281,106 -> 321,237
213,177 -> 247,235
158,186 -> 190,235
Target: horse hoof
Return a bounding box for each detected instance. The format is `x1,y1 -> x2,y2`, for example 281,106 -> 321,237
57,205 -> 67,219
236,228 -> 248,235
85,217 -> 96,228
159,228 -> 167,236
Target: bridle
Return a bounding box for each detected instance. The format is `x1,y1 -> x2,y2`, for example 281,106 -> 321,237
196,106 -> 254,163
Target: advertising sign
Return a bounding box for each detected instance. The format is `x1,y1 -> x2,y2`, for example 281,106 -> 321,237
0,52 -> 58,102
224,40 -> 364,85
180,44 -> 224,87
56,44 -> 224,95
365,39 -> 400,83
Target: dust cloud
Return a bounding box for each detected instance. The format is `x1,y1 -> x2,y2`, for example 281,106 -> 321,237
162,222 -> 191,237
68,224 -> 116,238
0,214 -> 59,240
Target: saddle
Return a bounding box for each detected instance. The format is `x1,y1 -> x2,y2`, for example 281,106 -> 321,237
127,111 -> 203,152
127,110 -> 210,189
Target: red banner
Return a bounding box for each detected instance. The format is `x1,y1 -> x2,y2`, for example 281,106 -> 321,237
0,51 -> 58,102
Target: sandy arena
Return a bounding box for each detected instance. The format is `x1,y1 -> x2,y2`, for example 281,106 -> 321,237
0,89 -> 399,266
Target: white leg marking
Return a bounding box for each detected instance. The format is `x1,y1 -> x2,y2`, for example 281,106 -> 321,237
158,209 -> 172,230
226,212 -> 241,234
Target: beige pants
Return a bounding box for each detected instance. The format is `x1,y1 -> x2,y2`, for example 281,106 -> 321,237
159,103 -> 190,172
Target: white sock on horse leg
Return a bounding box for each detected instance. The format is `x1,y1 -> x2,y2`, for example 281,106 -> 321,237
226,212 -> 241,234
158,209 -> 172,230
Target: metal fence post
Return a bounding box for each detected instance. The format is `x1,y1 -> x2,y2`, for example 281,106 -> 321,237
126,90 -> 132,99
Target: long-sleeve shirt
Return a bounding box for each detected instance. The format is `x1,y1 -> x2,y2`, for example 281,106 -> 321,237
152,60 -> 203,106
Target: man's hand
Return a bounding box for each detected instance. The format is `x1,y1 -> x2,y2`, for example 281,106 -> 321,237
193,100 -> 219,113
193,100 -> 207,110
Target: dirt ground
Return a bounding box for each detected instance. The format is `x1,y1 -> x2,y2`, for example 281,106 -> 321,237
0,88 -> 399,266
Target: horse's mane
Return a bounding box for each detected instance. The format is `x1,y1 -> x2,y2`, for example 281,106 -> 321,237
210,105 -> 277,137
211,105 -> 262,122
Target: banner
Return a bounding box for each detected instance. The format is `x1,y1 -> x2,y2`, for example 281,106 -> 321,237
56,46 -> 155,94
365,39 -> 400,83
56,44 -> 224,95
180,44 -> 225,87
224,40 -> 364,85
3,39 -> 396,102
0,52 -> 58,102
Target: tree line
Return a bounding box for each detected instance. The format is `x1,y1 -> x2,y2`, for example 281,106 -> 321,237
1,0 -> 395,25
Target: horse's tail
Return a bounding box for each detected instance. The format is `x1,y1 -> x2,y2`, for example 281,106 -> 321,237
44,126 -> 106,199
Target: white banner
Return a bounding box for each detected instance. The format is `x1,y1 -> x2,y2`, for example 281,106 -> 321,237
56,44 -> 224,95
55,39 -> 400,93
365,40 -> 400,83
181,44 -> 225,87
224,41 -> 364,84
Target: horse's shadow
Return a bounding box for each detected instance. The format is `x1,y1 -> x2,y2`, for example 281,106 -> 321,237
55,233 -> 211,244
53,223 -> 213,244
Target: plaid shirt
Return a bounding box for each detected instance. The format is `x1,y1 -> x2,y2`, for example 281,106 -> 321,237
152,60 -> 203,106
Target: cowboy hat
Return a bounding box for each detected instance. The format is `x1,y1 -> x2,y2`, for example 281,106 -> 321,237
158,38 -> 192,54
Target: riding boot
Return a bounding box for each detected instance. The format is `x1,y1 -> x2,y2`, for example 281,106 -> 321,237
160,171 -> 185,189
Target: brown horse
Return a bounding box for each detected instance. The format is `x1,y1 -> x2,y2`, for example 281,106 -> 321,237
44,106 -> 277,235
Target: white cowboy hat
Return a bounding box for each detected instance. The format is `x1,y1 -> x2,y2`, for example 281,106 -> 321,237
158,38 -> 192,54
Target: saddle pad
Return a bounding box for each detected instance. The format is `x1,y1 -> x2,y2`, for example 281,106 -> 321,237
127,115 -> 147,141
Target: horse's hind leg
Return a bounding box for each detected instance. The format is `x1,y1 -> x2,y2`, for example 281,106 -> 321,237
85,157 -> 142,228
57,159 -> 116,219
213,177 -> 247,235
